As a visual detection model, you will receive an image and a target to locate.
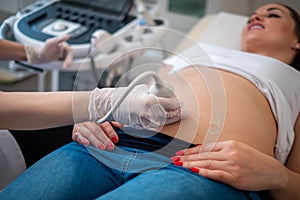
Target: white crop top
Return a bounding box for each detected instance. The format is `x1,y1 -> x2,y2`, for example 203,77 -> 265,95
164,43 -> 300,164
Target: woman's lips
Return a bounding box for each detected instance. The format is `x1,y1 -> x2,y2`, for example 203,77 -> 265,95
248,23 -> 265,31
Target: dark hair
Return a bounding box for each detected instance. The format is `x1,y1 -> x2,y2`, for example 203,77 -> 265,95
280,4 -> 300,38
278,3 -> 300,71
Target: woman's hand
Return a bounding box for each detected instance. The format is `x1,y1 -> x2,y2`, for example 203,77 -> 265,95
172,140 -> 287,191
72,121 -> 123,150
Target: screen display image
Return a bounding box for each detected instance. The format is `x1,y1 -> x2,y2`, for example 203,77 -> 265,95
62,0 -> 133,16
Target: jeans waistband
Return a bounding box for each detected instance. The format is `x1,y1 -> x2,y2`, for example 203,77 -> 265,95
115,127 -> 195,156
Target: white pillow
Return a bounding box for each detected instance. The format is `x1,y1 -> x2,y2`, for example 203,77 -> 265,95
193,12 -> 248,50
164,12 -> 249,69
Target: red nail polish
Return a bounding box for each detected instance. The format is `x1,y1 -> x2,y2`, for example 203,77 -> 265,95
111,135 -> 118,143
175,150 -> 185,156
98,144 -> 105,150
107,143 -> 114,150
173,161 -> 183,166
190,167 -> 199,173
170,156 -> 180,162
195,144 -> 202,146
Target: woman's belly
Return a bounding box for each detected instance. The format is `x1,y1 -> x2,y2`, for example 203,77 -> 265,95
155,66 -> 277,157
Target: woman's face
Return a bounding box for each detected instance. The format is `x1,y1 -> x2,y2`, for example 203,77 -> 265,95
241,4 -> 299,55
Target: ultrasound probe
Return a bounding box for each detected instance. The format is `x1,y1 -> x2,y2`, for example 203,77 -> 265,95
96,71 -> 174,124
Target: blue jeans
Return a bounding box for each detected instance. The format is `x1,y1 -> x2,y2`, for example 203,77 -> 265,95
0,127 -> 261,200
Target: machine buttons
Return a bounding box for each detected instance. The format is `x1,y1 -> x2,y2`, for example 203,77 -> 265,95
52,22 -> 69,32
42,19 -> 81,36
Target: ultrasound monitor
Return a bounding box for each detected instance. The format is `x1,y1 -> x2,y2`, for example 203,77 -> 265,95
14,0 -> 135,46
61,0 -> 134,21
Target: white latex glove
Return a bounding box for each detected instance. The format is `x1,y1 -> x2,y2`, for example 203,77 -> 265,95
25,35 -> 73,68
89,84 -> 182,129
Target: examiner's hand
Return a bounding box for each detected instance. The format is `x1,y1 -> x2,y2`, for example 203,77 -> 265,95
172,140 -> 287,191
72,121 -> 123,150
89,84 -> 183,129
25,35 -> 73,68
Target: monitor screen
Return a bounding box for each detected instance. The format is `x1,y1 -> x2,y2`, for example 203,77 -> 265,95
62,0 -> 133,18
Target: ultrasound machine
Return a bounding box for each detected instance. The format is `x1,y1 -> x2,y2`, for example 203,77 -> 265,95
1,0 -> 167,71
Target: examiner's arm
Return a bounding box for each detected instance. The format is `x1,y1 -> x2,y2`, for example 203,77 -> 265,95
0,84 -> 182,131
0,39 -> 27,61
0,35 -> 73,68
0,91 -> 91,130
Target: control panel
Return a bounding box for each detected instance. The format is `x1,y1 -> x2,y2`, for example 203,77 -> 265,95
13,0 -> 136,57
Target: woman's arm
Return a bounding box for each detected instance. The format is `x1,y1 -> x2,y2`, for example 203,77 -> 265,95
174,114 -> 300,200
269,114 -> 300,200
0,39 -> 27,61
0,91 -> 90,130
173,141 -> 287,191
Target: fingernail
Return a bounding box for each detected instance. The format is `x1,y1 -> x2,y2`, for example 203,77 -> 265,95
170,156 -> 180,162
175,150 -> 185,156
82,139 -> 89,145
98,144 -> 105,150
173,161 -> 183,166
190,167 -> 199,173
79,136 -> 89,145
111,135 -> 118,143
107,143 -> 114,150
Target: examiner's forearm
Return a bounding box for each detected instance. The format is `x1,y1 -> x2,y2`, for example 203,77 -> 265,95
0,91 -> 91,130
0,39 -> 27,61
269,167 -> 300,200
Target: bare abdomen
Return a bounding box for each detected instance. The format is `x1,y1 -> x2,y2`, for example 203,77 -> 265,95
156,66 -> 277,157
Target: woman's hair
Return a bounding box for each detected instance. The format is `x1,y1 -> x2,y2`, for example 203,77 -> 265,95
279,3 -> 300,71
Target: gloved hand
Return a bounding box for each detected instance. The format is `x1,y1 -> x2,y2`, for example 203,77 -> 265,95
25,35 -> 73,68
89,84 -> 182,129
